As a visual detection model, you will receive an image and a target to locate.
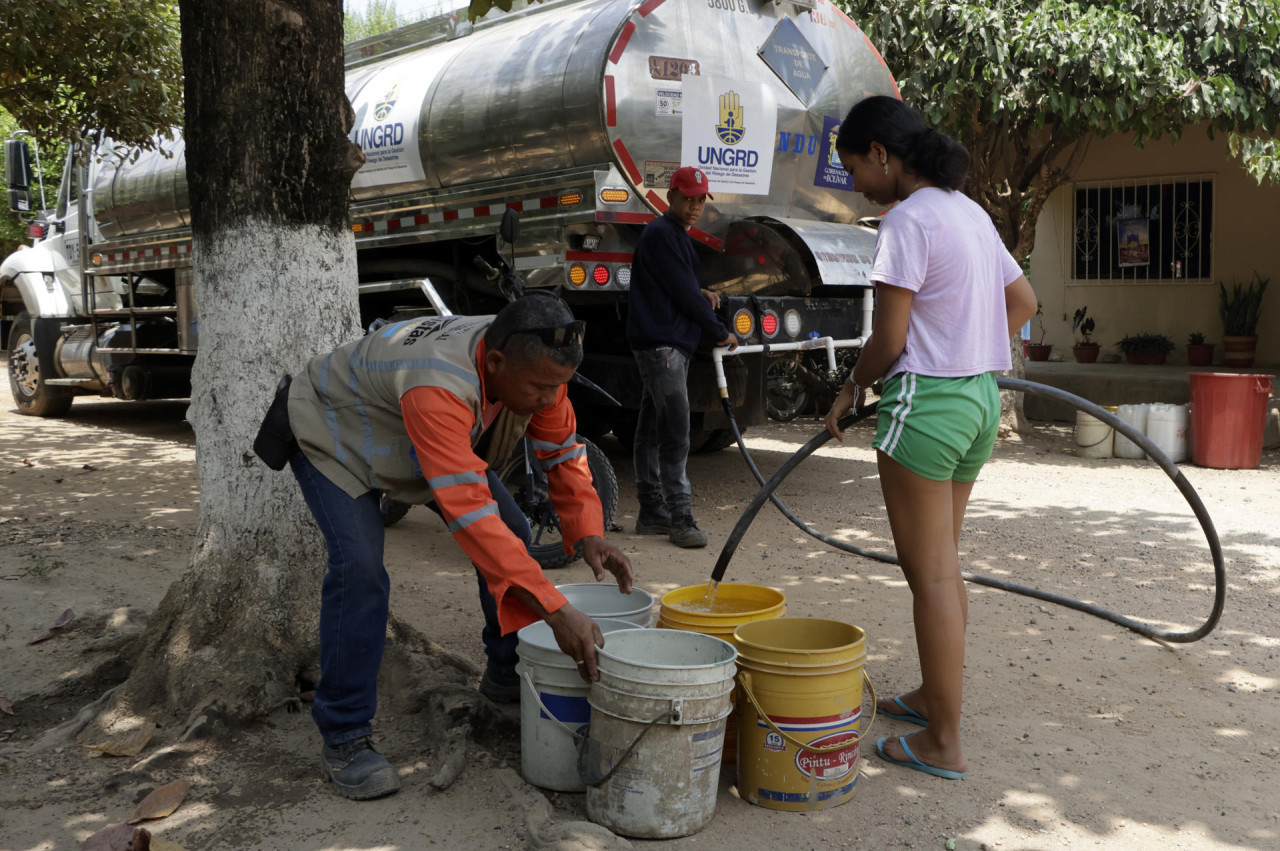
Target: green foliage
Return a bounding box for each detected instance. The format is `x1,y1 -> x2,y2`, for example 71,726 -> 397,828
839,1 -> 1280,260
0,0 -> 183,151
1188,331 -> 1206,345
1218,272 -> 1269,335
0,107 -> 65,257
1117,333 -> 1176,355
1072,305 -> 1096,345
346,0 -> 405,42
1229,133 -> 1280,185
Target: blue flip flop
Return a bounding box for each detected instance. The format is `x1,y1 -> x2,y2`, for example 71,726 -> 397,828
880,696 -> 929,727
876,735 -> 966,780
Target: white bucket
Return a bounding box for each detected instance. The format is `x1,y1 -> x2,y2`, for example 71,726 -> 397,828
515,617 -> 643,792
1074,411 -> 1114,458
584,629 -> 737,839
1146,403 -> 1190,463
1113,404 -> 1151,459
556,583 -> 655,627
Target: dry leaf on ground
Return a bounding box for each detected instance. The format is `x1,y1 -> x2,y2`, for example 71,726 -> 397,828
127,780 -> 190,824
150,839 -> 186,851
83,721 -> 157,758
0,694 -> 13,715
81,822 -> 150,850
28,608 -> 76,645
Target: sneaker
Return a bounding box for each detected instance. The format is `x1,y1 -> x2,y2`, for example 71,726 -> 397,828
635,505 -> 672,535
668,514 -> 708,548
319,736 -> 401,800
479,662 -> 521,704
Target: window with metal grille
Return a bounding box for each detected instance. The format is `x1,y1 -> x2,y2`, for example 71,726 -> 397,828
1071,174 -> 1214,283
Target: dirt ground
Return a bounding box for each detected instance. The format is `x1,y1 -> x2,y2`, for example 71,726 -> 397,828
2,358 -> 1278,851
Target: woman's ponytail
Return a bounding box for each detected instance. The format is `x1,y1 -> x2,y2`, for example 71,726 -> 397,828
836,96 -> 969,191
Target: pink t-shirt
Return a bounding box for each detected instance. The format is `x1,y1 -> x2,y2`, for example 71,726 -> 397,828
871,187 -> 1023,379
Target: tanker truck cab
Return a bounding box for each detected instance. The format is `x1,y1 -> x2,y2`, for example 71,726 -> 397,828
2,138 -> 192,416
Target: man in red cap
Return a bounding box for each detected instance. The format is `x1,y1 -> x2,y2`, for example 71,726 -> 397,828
625,167 -> 736,548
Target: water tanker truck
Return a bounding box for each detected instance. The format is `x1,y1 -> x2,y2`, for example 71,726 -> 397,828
3,0 -> 896,447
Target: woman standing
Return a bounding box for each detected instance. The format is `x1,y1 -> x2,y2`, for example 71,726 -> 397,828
824,96 -> 1038,779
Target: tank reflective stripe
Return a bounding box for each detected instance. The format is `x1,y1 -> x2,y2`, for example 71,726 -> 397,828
596,211 -> 655,225
539,444 -> 585,469
645,190 -> 668,212
605,75 -> 617,127
447,502 -> 499,532
531,434 -> 578,452
103,243 -> 190,262
637,0 -> 667,15
565,251 -> 633,263
347,356 -> 479,390
690,228 -> 724,250
881,372 -> 917,457
608,19 -> 636,64
426,471 -> 487,490
612,139 -> 642,184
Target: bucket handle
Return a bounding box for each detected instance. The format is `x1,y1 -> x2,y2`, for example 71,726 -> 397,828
581,706 -> 677,788
737,669 -> 877,755
521,670 -> 587,743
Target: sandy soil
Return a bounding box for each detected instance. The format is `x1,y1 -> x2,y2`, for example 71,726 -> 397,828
2,356 -> 1278,850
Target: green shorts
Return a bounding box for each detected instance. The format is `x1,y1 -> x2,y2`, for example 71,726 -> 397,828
873,372 -> 1000,482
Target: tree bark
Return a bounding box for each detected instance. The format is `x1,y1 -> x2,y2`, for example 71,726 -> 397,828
113,0 -> 362,722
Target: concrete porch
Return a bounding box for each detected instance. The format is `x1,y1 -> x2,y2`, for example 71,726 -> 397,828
1022,360 -> 1280,446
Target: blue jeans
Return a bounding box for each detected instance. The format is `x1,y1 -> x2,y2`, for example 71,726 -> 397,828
290,451 -> 531,746
633,346 -> 693,517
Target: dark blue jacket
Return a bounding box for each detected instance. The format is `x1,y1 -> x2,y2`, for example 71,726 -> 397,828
626,213 -> 730,355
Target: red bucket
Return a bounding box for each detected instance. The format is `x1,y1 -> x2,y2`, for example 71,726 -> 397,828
1189,373 -> 1274,469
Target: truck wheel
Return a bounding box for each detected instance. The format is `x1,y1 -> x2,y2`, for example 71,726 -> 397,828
766,355 -> 812,422
7,311 -> 73,417
499,436 -> 618,569
691,427 -> 741,454
380,493 -> 412,527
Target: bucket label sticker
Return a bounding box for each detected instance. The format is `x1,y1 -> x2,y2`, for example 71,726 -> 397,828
763,731 -> 786,752
795,732 -> 859,782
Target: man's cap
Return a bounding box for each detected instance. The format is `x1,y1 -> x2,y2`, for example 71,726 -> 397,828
669,166 -> 713,200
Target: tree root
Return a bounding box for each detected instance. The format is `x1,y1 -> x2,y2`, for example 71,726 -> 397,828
29,686 -> 118,752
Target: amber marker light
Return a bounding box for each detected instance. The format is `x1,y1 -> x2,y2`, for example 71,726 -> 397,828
734,309 -> 754,337
568,264 -> 588,286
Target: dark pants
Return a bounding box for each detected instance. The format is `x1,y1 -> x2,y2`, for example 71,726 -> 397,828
632,345 -> 693,517
290,451 -> 530,746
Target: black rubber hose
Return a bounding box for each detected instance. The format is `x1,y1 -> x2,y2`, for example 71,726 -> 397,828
711,377 -> 1226,644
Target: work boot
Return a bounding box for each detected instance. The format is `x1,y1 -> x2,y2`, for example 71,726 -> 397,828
668,514 -> 708,548
319,736 -> 401,800
479,661 -> 521,704
635,504 -> 672,535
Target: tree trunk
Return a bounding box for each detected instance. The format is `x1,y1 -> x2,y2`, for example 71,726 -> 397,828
114,0 -> 362,723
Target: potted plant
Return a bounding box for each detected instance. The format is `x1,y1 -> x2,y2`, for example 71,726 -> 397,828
1071,306 -> 1099,363
1024,301 -> 1052,361
1186,331 -> 1214,367
1219,272 -> 1269,367
1118,332 -> 1176,365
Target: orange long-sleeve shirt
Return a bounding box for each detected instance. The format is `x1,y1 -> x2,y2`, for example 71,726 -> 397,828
400,381 -> 603,636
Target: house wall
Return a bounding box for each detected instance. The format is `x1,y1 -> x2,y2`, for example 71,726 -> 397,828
1028,124 -> 1280,365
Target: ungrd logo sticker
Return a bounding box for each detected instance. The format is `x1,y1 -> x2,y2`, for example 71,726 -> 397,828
374,84 -> 399,122
715,90 -> 745,146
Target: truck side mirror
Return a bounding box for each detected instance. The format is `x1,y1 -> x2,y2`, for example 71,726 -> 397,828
5,139 -> 33,190
5,140 -> 34,214
500,207 -> 520,247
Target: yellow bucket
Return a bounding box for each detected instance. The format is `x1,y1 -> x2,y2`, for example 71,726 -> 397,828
658,583 -> 786,764
733,617 -> 876,811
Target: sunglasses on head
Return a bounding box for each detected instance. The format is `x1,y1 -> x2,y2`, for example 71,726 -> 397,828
497,319 -> 586,351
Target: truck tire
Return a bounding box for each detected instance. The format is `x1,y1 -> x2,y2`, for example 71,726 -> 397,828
499,436 -> 617,569
691,427 -> 741,454
7,311 -> 73,417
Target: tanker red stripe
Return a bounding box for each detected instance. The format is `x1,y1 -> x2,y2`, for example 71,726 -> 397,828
506,201 -> 524,212
414,214 -> 431,225
612,139 -> 642,183
540,196 -> 558,209
609,20 -> 636,64
443,210 -> 459,221
474,205 -> 490,217
604,75 -> 617,127
566,251 -> 634,263
645,190 -> 668,212
637,0 -> 666,16
690,228 -> 724,250
862,33 -> 888,69
596,211 -> 655,225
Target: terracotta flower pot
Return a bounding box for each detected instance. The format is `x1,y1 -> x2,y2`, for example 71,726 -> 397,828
1072,344 -> 1100,363
1186,343 -> 1214,367
1024,343 -> 1053,362
1221,335 -> 1258,368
